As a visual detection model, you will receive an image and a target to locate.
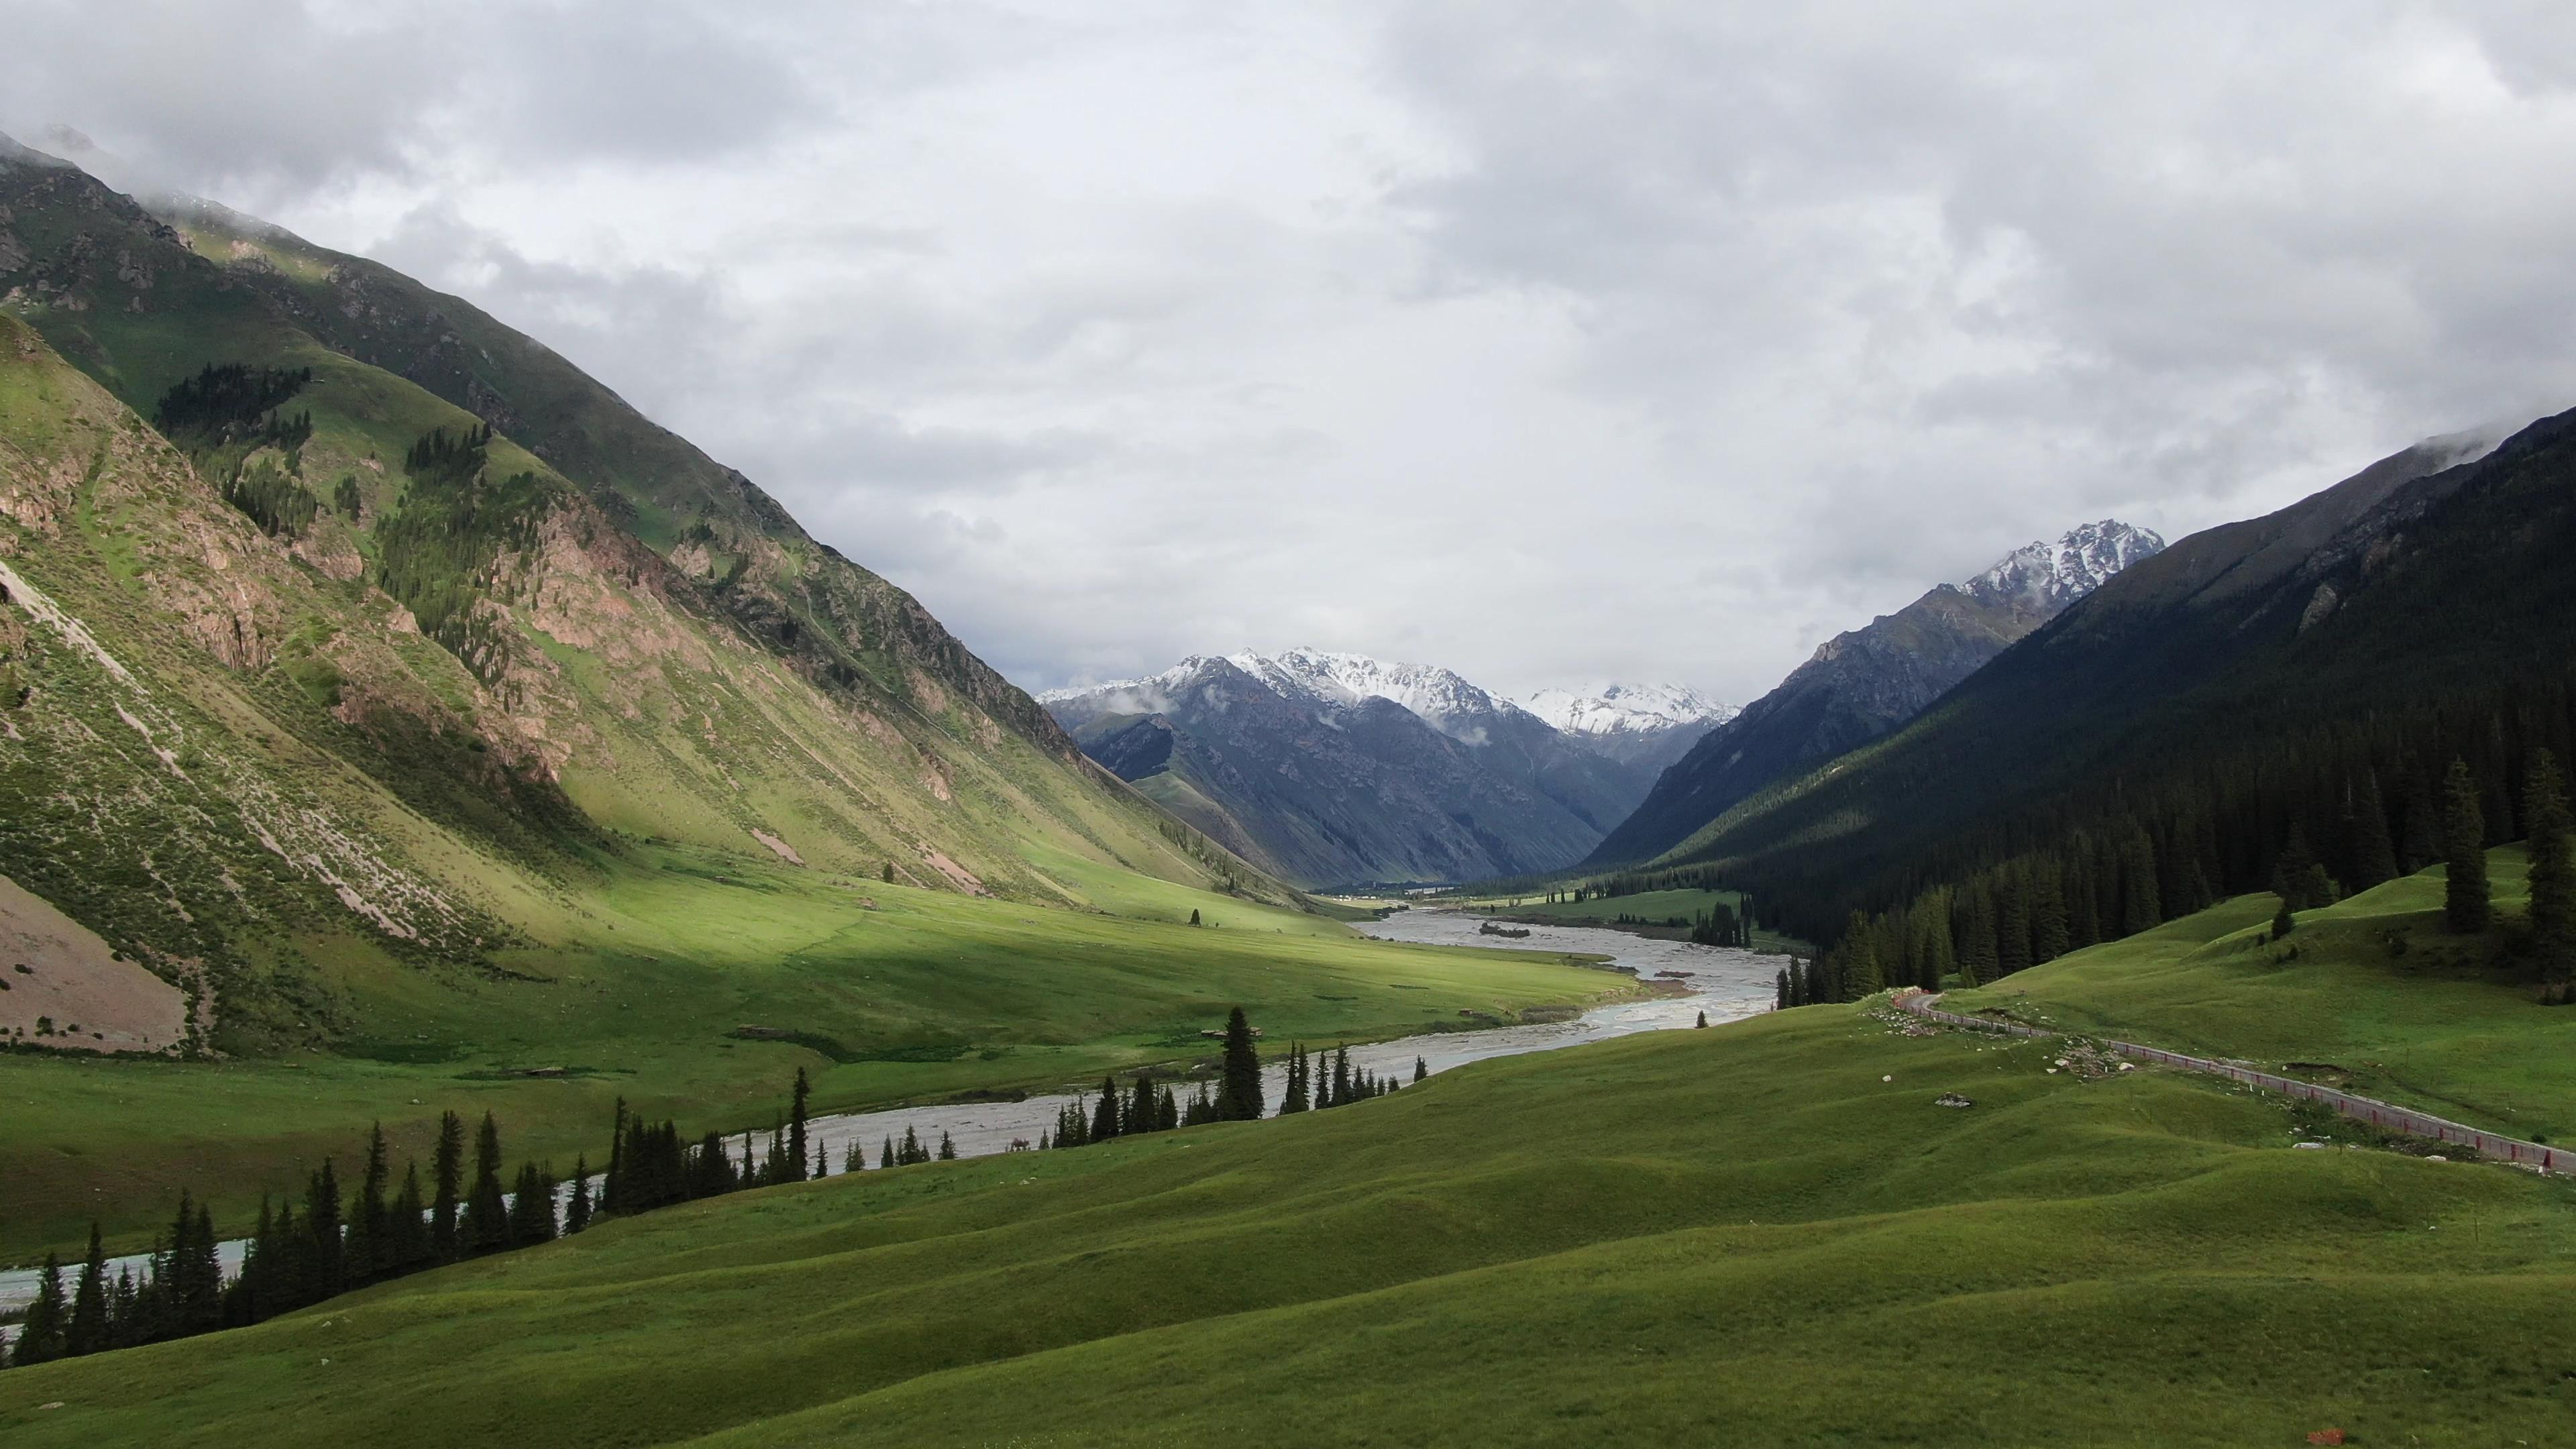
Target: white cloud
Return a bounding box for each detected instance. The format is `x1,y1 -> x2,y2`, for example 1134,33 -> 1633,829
13,1 -> 2576,703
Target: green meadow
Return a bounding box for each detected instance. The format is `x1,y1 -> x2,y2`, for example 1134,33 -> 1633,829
5,950 -> 2571,1446
0,845 -> 1627,1260
1945,846 -> 2576,1143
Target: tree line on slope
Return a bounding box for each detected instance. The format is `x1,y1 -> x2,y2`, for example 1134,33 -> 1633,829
2,1069 -> 826,1368
1766,681 -> 2576,1007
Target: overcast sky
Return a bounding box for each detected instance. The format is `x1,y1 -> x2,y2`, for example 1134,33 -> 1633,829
13,2 -> 2576,704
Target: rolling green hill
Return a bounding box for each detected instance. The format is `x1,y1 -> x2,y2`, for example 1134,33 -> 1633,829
5,881 -> 2571,1445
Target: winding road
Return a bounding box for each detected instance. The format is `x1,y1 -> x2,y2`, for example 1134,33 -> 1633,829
1892,987 -> 2569,1177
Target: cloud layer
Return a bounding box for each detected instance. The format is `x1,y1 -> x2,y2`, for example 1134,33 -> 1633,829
13,1 -> 2576,702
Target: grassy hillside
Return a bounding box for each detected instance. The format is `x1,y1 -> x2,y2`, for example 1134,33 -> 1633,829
1945,847 -> 2576,1143
0,843 -> 1627,1258
5,971 -> 2571,1444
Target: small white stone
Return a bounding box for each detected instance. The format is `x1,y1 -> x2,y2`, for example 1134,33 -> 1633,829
1881,1075 -> 1892,1083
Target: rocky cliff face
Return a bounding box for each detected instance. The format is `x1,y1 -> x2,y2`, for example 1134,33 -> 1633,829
1589,521 -> 2165,866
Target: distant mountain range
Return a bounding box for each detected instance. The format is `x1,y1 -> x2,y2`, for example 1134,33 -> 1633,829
1590,521 -> 2167,865
1042,650 -> 1729,886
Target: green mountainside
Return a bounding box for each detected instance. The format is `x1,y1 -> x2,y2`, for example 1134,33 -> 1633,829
1650,417 -> 2574,943
0,137 -> 1644,1253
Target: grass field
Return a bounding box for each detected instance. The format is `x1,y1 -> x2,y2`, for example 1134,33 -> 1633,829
4,974 -> 2571,1446
1461,885 -> 1812,953
1944,846 -> 2576,1143
0,844 -> 1628,1260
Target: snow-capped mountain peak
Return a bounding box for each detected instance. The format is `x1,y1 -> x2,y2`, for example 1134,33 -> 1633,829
1219,647 -> 1523,743
1521,683 -> 1736,737
1961,519 -> 2166,613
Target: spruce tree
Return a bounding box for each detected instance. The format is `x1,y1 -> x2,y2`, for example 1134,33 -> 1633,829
1092,1077 -> 1123,1141
2273,897 -> 2296,942
880,1136 -> 895,1170
2526,748 -> 2575,981
391,1163 -> 427,1271
938,1132 -> 957,1161
509,1162 -> 557,1243
431,1109 -> 466,1260
1128,1073 -> 1159,1134
67,1222 -> 107,1356
13,1252 -> 66,1365
1158,1087 -> 1179,1130
462,1112 -> 509,1255
298,1165 -> 343,1309
1216,1007 -> 1264,1121
1414,1055 -> 1429,1081
1329,1044 -> 1352,1110
2444,758 -> 2492,933
351,1122 -> 391,1284
787,1068 -> 812,1183
1774,968 -> 1790,1009
2350,769 -> 2400,888
1278,1044 -> 1311,1114
566,1158 -> 592,1234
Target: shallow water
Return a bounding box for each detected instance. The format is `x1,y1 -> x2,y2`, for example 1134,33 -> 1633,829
0,912 -> 1784,1314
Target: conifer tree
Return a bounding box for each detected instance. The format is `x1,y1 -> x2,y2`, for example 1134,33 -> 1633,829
2121,828 -> 2163,936
67,1222 -> 107,1356
298,1165 -> 343,1308
1329,1044 -> 1352,1110
509,1162 -> 557,1243
1217,1007 -> 1264,1120
12,1253 -> 66,1365
1414,1055 -> 1429,1082
880,1136 -> 895,1170
1842,911 -> 1884,996
462,1112 -> 509,1255
2445,759 -> 2492,932
1774,968 -> 1790,1008
1092,1077 -> 1123,1141
1157,1087 -> 1179,1130
787,1068 -> 812,1183
431,1109 -> 466,1260
566,1159 -> 592,1234
900,1125 -> 926,1165
816,1140 -> 831,1179
938,1132 -> 957,1161
2526,749 -> 2575,981
1278,1044 -> 1311,1114
388,1162 -> 427,1270
1128,1073 -> 1159,1135
350,1122 -> 391,1284
2273,897 -> 2296,942
2350,769 -> 2400,888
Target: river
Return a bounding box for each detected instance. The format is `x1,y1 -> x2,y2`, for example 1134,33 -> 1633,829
0,912 -> 1784,1317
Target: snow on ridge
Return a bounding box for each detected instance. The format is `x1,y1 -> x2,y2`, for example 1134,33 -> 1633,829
1521,683 -> 1735,735
1963,519 -> 2166,613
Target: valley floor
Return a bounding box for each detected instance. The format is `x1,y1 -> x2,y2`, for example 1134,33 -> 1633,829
0,846 -> 1628,1260
5,868 -> 2573,1445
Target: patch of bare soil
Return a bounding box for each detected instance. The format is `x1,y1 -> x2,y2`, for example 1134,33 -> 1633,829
0,873 -> 186,1053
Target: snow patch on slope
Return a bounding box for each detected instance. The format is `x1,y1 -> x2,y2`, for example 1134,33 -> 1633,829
1961,520 -> 2167,613
1521,683 -> 1735,737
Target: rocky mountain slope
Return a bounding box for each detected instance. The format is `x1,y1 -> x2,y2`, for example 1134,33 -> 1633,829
0,132 -> 1293,1053
1520,682 -> 1735,770
1043,650 -> 1712,885
1651,419 -> 2561,933
1590,521 -> 2164,865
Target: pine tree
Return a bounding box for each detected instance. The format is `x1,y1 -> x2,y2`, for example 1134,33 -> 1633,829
880,1136 -> 895,1170
462,1112 -> 509,1255
2121,827 -> 2163,936
66,1222 -> 108,1356
815,1140 -> 831,1179
2525,748 -> 2575,981
2273,897 -> 2297,942
2444,759 -> 2492,933
1329,1044 -> 1352,1110
12,1252 -> 67,1365
350,1122 -> 391,1284
938,1132 -> 957,1161
566,1158 -> 592,1234
1157,1087 -> 1179,1130
297,1165 -> 342,1309
2398,759 -> 2442,874
1278,1044 -> 1311,1114
390,1163 -> 427,1271
787,1068 -> 812,1183
1216,1007 -> 1264,1121
1414,1055 -> 1429,1081
1091,1077 -> 1123,1141
431,1109 -> 466,1260
1774,967 -> 1790,1008
2350,769 -> 2400,888
507,1155 -> 553,1237
1129,1073 -> 1159,1134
